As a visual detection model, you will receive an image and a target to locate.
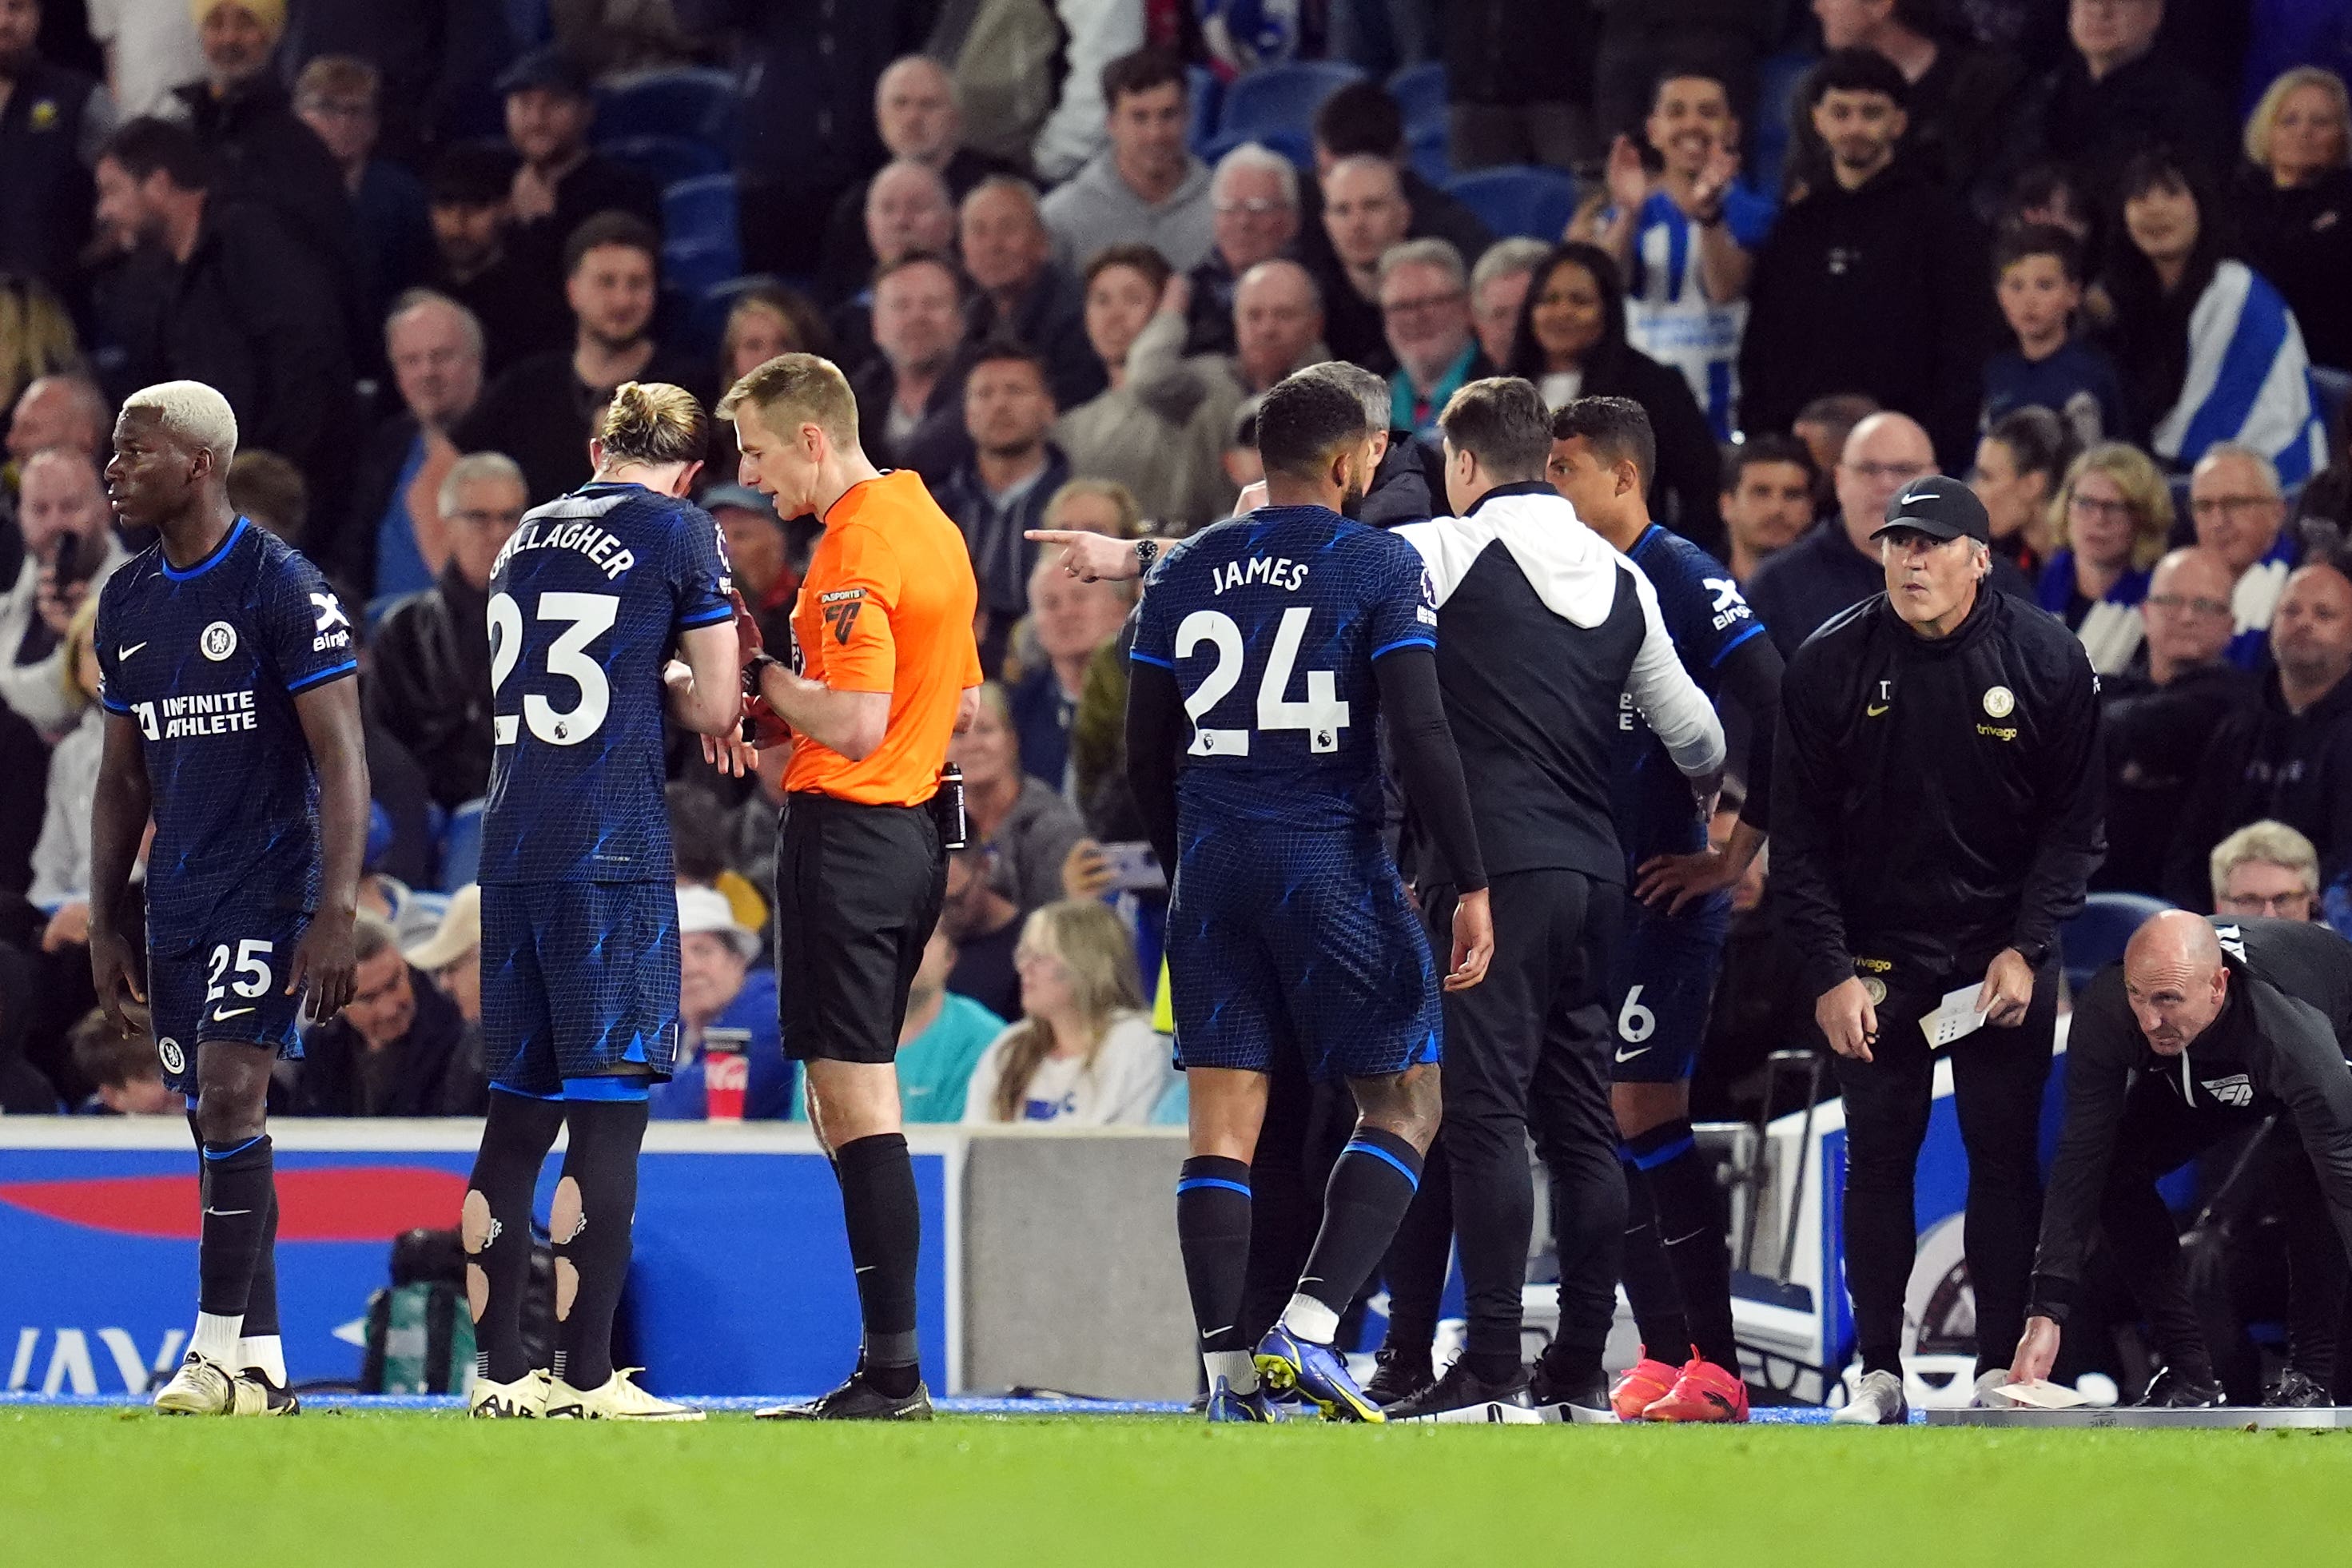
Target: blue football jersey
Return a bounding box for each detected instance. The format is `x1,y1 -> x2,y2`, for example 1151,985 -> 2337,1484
477,481 -> 733,885
1131,505 -> 1436,831
1612,524 -> 1762,866
93,517 -> 358,946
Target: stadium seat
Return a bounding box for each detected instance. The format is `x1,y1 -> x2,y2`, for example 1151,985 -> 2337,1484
1217,59 -> 1365,142
439,799 -> 487,893
2059,890 -> 2172,994
663,173 -> 738,252
663,237 -> 742,299
599,133 -> 726,191
2311,364 -> 2352,433
1747,47 -> 1820,201
1188,65 -> 1222,153
1443,165 -> 1578,241
1388,61 -> 1448,135
1407,121 -> 1450,185
596,67 -> 736,147
1197,125 -> 1314,171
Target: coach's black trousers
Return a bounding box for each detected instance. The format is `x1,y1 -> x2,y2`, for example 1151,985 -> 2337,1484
1419,870 -> 1623,1366
1834,961 -> 2056,1379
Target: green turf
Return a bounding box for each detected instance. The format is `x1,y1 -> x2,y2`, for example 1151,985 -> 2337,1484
7,1409 -> 2350,1566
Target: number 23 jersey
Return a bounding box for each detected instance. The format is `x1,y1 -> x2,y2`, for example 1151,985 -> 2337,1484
1131,505 -> 1437,832
479,481 -> 733,885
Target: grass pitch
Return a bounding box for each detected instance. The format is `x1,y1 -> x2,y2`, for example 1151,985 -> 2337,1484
7,1407 -> 2351,1566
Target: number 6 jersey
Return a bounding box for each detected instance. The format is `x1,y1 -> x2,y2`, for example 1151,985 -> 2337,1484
478,481 -> 733,885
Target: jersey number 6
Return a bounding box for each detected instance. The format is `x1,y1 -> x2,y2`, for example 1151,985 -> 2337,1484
1173,606 -> 1351,758
488,591 -> 619,747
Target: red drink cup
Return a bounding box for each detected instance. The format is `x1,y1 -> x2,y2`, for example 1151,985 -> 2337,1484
703,1028 -> 750,1122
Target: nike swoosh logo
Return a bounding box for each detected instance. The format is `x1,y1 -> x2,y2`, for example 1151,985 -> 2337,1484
1614,1045 -> 1651,1063
854,1264 -> 876,1274
1202,1325 -> 1234,1340
212,1006 -> 256,1021
203,1208 -> 253,1217
1865,702 -> 1890,716
119,642 -> 147,659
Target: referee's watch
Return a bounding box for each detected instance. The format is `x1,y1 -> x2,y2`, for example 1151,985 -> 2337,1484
743,648 -> 784,698
1134,537 -> 1160,578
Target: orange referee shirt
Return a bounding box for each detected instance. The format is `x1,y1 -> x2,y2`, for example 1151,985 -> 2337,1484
785,468 -> 982,806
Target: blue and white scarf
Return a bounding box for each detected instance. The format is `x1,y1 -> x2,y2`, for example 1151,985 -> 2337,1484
2150,260 -> 2331,484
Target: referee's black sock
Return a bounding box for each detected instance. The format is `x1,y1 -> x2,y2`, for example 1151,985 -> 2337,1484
1618,1152 -> 1693,1365
552,1088 -> 651,1391
1634,1119 -> 1740,1371
464,1088 -> 566,1384
1285,1128 -> 1423,1345
835,1132 -> 923,1397
1178,1157 -> 1256,1391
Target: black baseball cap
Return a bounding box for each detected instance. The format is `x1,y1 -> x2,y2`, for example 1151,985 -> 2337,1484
428,141 -> 518,206
1871,475 -> 1990,545
495,46 -> 593,101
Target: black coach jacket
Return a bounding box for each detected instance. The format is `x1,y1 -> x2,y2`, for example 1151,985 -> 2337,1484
1773,586 -> 2105,1000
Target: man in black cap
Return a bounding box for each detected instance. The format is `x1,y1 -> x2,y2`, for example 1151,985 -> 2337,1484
1773,474 -> 2105,1426
424,142 -> 572,378
496,47 -> 661,282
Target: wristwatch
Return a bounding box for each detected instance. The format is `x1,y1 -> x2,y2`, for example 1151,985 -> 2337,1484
1134,537 -> 1160,578
2010,938 -> 2052,969
742,648 -> 783,698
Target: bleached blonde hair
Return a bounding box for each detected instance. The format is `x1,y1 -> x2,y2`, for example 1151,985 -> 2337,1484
121,380 -> 238,464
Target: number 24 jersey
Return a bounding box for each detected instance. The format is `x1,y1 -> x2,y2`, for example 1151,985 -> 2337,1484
1131,505 -> 1437,832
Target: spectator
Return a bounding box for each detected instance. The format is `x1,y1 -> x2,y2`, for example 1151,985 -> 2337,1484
1502,242 -> 1725,558
941,842 -> 1021,1019
710,283 -> 832,482
172,0 -> 360,312
1740,50 -> 1990,472
648,885 -> 790,1121
1817,0 -> 2028,212
26,594 -> 101,925
293,911 -> 483,1116
1008,550 -> 1132,797
1749,410 -> 1940,655
1025,0 -> 1144,185
494,46 -> 659,281
87,0 -> 201,120
2095,546 -> 2251,893
1,445 -> 125,734
225,448 -> 304,543
69,1009 -> 177,1114
961,898 -> 1168,1124
826,158 -> 958,366
275,0 -> 512,170
951,680 -> 1088,913
1720,433 -> 1817,583
1573,69 -> 1772,441
704,482 -> 798,652
1792,391 -> 1881,485
0,0 -> 115,297
2167,563 -> 2352,923
847,251 -> 976,487
675,0 -> 932,277
402,883 -> 483,1028
1981,224 -> 2124,446
1304,78 -> 1492,270
0,276 -> 78,422
2238,69 -> 2352,375
1313,153 -> 1411,372
937,340 -> 1069,674
1180,141 -> 1299,359
1590,0 -> 1771,160
291,56 -> 429,328
1380,238 -> 1486,436
1444,0 -> 1594,173
2188,442 -> 2298,670
342,290 -> 485,604
960,177 -> 1103,411
454,211 -> 702,504
422,142 -> 569,379
894,927 -> 1008,1123
1467,236 -> 1548,371
1972,405 -> 2079,577
366,452 -> 523,813
1053,243 -> 1191,525
819,55 -> 1021,304
1038,47 -> 1212,276
2000,161 -> 2095,241
2099,149 -> 2330,483
94,115 -> 354,504
6,372 -> 107,468
2209,820 -> 2322,922
2024,0 -> 2234,207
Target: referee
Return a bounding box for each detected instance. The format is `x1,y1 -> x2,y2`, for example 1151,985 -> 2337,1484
719,353 -> 982,1421
1773,476 -> 2104,1426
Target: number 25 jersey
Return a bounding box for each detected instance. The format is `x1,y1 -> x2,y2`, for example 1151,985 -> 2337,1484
1131,505 -> 1437,833
478,481 -> 733,885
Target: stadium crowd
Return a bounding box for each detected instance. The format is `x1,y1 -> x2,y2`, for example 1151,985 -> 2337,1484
6,2 -> 2352,1379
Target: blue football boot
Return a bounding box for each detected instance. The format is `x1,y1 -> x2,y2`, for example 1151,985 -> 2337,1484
1253,1325 -> 1385,1423
1205,1376 -> 1274,1423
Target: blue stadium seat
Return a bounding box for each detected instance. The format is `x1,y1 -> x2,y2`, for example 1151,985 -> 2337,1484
1188,65 -> 1222,153
1197,125 -> 1314,171
2059,891 -> 2173,995
692,273 -> 790,349
1407,121 -> 1450,185
1444,165 -> 1578,241
663,173 -> 738,251
439,799 -> 487,893
599,133 -> 726,190
1217,59 -> 1365,141
596,67 -> 736,147
1747,48 -> 1821,202
663,237 -> 742,299
1388,61 -> 1447,134
2312,364 -> 2352,432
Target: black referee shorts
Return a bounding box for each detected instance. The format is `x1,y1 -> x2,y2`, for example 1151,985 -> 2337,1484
774,791 -> 946,1065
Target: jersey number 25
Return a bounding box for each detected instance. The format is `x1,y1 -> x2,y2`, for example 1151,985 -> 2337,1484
1176,606 -> 1349,758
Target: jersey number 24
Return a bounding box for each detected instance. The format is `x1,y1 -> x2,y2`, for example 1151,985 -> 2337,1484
1176,606 -> 1349,758
488,591 -> 616,747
